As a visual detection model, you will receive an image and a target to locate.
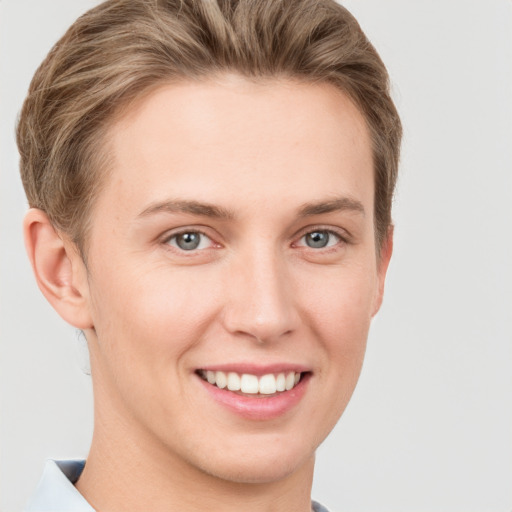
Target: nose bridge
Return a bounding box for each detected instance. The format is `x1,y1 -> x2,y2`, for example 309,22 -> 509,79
222,242 -> 298,343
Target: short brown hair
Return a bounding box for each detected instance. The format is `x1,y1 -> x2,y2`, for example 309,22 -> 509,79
17,0 -> 401,253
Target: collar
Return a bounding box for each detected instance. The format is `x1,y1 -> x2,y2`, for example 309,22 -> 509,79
24,459 -> 94,512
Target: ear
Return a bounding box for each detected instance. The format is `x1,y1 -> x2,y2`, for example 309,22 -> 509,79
23,208 -> 93,329
372,225 -> 394,317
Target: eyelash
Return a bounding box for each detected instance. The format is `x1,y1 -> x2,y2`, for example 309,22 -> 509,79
162,227 -> 349,254
163,228 -> 215,252
294,228 -> 346,250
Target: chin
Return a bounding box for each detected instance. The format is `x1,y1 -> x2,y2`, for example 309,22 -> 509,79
191,436 -> 317,485
203,457 -> 311,485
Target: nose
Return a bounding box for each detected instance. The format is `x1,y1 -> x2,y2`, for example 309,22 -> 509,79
221,246 -> 300,344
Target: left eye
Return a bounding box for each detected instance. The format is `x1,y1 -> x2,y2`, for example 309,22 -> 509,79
298,230 -> 341,249
166,231 -> 212,251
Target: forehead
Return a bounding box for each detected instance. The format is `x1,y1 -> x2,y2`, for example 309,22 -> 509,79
96,76 -> 373,222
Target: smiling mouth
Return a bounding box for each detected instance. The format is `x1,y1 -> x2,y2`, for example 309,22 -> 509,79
197,370 -> 304,396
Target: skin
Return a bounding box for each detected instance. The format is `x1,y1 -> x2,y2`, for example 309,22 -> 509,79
24,75 -> 392,512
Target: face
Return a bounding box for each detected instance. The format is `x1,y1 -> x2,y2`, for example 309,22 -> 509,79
80,76 -> 390,484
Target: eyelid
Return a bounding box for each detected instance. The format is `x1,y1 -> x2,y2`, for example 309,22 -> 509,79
161,227 -> 220,251
159,224 -> 350,254
292,225 -> 351,247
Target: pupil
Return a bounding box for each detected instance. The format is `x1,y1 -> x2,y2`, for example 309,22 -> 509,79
177,232 -> 200,250
306,231 -> 328,248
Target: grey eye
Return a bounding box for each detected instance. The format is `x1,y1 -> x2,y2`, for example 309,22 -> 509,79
305,231 -> 329,248
177,232 -> 200,250
172,232 -> 204,251
302,230 -> 340,249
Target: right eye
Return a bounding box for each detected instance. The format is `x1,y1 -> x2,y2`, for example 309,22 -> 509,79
165,231 -> 214,251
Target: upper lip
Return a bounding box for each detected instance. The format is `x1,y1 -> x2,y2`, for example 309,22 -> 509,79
196,363 -> 311,376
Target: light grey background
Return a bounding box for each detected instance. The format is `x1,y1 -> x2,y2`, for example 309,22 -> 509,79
1,1 -> 511,511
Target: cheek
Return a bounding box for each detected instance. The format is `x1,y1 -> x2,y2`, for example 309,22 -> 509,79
303,264 -> 377,342
293,271 -> 376,447
88,263 -> 220,368
85,265 -> 220,426
302,266 -> 376,400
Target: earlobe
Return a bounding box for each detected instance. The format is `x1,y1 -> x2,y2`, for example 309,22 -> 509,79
372,226 -> 394,317
23,208 -> 93,329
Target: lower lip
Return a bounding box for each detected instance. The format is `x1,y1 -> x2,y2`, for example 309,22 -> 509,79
196,373 -> 310,421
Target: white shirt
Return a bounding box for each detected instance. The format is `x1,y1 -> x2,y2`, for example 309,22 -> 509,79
24,460 -> 94,512
25,459 -> 331,512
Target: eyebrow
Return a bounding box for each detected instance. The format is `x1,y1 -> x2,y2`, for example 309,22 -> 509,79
137,196 -> 365,220
137,200 -> 235,220
297,197 -> 365,217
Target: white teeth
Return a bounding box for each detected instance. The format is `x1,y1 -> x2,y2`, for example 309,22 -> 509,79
216,371 -> 227,389
201,370 -> 303,394
259,374 -> 277,394
285,372 -> 295,391
276,373 -> 286,392
227,372 -> 241,391
240,374 -> 259,393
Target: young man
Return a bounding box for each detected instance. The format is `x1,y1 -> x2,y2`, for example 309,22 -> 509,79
18,1 -> 401,510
